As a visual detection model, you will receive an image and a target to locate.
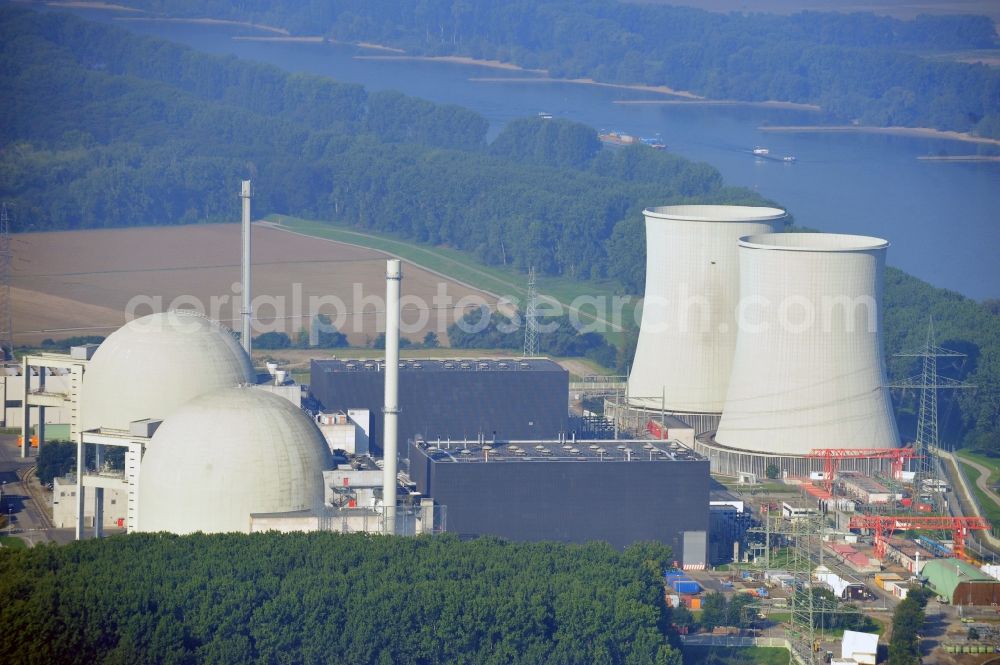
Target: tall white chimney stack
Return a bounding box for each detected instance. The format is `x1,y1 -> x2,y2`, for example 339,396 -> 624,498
240,180 -> 252,356
383,259 -> 401,534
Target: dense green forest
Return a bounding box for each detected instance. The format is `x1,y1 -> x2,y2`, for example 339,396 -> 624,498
1,8 -> 997,450
120,0 -> 1000,137
447,305 -> 619,368
0,532 -> 681,665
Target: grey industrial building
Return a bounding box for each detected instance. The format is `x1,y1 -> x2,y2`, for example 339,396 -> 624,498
408,438 -> 710,566
708,490 -> 752,565
310,358 -> 569,451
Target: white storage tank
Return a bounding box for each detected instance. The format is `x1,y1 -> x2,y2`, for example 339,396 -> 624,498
715,233 -> 899,454
627,205 -> 787,420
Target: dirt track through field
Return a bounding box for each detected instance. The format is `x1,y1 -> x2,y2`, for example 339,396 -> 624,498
12,224 -> 496,345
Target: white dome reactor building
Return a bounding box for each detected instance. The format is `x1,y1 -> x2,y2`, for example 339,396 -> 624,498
702,232 -> 900,477
73,310 -> 257,539
137,387 -> 332,534
81,310 -> 255,431
624,205 -> 787,433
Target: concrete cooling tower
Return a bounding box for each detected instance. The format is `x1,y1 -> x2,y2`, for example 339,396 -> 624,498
625,205 -> 787,433
713,232 -> 899,459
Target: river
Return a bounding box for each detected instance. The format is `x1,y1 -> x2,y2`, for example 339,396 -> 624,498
64,10 -> 1000,300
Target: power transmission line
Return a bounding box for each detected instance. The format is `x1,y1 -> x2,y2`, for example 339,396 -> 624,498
890,317 -> 974,496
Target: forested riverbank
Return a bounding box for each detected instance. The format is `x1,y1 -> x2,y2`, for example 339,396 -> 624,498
106,0 -> 1000,137
0,8 -> 749,281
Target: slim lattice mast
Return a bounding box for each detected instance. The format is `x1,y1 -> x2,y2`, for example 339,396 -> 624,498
522,266 -> 538,357
917,321 -> 941,466
0,204 -> 13,360
891,317 -> 974,497
788,514 -> 819,664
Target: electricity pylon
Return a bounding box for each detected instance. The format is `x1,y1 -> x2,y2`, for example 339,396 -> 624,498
522,266 -> 538,357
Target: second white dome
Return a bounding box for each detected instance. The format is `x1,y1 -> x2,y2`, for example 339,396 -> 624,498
137,386 -> 332,534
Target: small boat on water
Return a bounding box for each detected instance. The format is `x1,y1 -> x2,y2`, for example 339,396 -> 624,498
599,131 -> 639,146
537,112 -> 553,120
752,146 -> 796,162
599,131 -> 667,149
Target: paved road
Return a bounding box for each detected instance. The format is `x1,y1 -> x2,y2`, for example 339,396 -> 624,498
0,435 -> 60,546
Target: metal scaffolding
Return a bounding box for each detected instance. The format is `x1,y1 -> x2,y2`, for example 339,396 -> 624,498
848,514 -> 990,561
807,448 -> 920,494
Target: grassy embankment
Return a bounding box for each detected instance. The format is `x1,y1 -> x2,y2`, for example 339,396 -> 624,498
269,215 -> 638,347
956,450 -> 1000,526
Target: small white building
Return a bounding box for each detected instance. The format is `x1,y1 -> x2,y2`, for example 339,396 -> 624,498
52,475 -> 126,529
315,410 -> 370,455
782,502 -> 818,521
842,630 -> 878,665
883,580 -> 910,599
254,382 -> 302,407
813,566 -> 868,600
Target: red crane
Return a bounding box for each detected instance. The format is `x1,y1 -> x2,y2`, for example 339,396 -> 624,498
807,448 -> 921,493
848,515 -> 990,560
